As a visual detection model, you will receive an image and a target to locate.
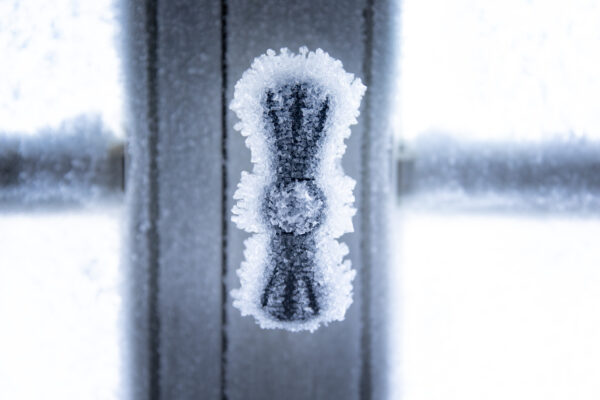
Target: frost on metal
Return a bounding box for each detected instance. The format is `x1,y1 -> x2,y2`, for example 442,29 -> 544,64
230,47 -> 366,332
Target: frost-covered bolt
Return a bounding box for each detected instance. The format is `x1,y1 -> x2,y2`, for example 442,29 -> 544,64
263,181 -> 324,235
230,47 -> 365,332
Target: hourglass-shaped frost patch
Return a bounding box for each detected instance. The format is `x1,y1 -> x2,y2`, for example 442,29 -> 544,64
230,47 -> 365,332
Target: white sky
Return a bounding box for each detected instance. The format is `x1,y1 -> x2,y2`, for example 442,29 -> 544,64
0,0 -> 123,136
399,0 -> 600,141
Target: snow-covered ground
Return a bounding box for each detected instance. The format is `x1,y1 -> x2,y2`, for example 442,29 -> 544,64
390,206 -> 600,400
0,207 -> 123,400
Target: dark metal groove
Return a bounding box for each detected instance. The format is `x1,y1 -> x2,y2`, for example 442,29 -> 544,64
144,0 -> 161,398
220,0 -> 229,399
360,0 -> 375,399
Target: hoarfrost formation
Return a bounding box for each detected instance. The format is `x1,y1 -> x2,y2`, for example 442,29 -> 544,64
230,47 -> 365,332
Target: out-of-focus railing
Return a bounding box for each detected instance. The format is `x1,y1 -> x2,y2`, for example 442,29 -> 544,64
0,115 -> 124,208
397,134 -> 600,213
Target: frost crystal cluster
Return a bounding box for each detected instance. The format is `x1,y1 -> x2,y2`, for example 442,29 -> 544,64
231,47 -> 366,332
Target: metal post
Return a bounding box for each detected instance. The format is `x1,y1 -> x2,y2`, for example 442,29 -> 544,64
124,0 -> 395,399
124,0 -> 224,399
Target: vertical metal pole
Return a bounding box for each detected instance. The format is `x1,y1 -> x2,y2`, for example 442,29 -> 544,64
124,0 -> 395,399
224,1 -> 395,399
124,0 -> 224,399
361,1 -> 399,399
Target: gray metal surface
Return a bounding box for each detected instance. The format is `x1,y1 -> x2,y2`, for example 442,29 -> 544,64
124,0 -> 223,399
224,2 -> 366,399
124,0 -> 395,399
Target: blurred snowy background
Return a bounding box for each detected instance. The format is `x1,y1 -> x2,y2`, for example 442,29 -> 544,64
391,1 -> 600,399
0,0 -> 124,399
2,0 -> 600,399
0,0 -> 124,136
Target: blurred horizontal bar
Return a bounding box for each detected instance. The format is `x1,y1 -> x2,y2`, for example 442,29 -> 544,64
397,134 -> 600,212
0,115 -> 124,207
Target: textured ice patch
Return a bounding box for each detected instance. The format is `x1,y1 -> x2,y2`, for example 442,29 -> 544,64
231,47 -> 365,332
